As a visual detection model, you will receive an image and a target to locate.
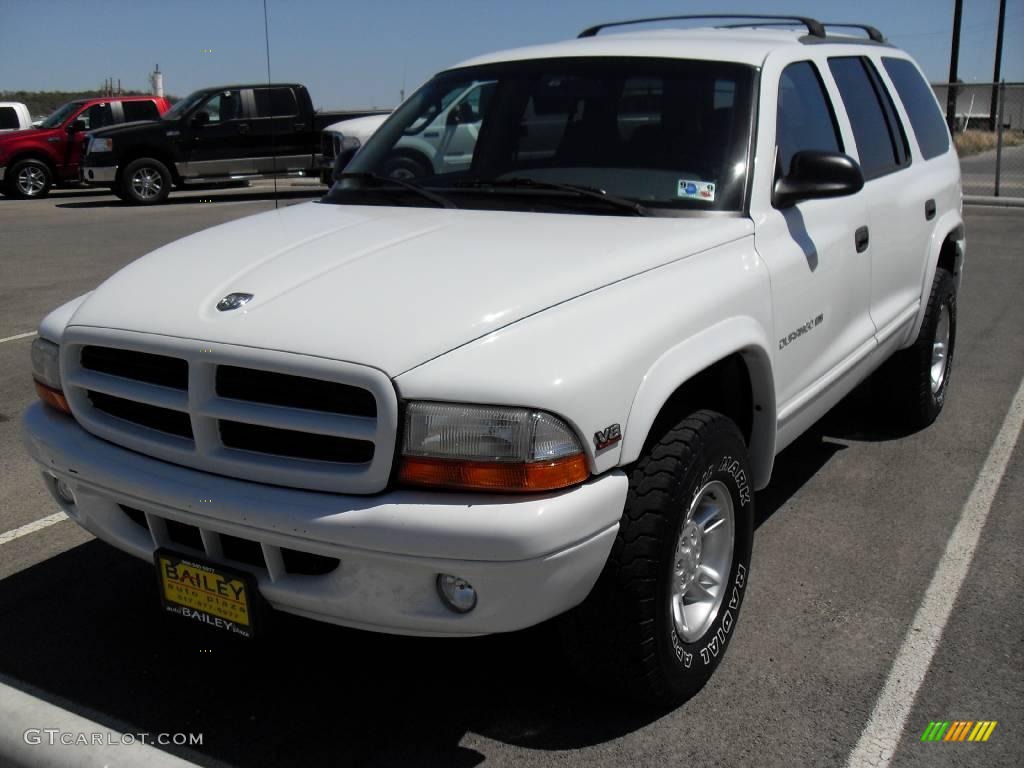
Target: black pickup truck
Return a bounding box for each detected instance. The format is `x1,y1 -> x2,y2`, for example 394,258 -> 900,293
80,83 -> 388,204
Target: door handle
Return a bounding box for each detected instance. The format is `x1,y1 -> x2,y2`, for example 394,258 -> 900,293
238,123 -> 250,134
855,226 -> 870,253
294,123 -> 305,131
925,199 -> 936,220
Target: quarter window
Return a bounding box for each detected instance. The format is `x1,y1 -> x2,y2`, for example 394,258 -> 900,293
776,61 -> 842,176
828,57 -> 910,179
253,88 -> 298,118
882,58 -> 950,160
122,100 -> 160,122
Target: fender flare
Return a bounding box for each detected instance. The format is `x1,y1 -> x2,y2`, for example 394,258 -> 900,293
907,211 -> 965,343
621,316 -> 777,490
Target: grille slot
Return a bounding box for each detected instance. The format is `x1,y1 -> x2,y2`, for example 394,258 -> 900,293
216,365 -> 377,417
88,391 -> 194,439
165,518 -> 204,551
219,420 -> 375,463
281,548 -> 340,576
81,346 -> 188,390
220,534 -> 266,568
118,505 -> 340,577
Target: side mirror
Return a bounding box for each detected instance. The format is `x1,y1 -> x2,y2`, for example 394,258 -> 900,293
191,111 -> 210,128
67,119 -> 86,133
330,136 -> 362,182
773,150 -> 864,208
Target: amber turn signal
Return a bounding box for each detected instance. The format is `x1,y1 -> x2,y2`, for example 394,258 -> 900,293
399,454 -> 589,493
34,380 -> 72,415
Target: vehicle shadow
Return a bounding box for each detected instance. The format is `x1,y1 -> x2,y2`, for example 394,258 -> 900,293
53,189 -> 323,210
0,541 -> 665,767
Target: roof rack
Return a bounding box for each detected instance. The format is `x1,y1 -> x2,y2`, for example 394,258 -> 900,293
717,20 -> 886,43
578,14 -> 827,39
821,23 -> 885,42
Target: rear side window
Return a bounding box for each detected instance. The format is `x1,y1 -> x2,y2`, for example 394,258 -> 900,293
122,100 -> 159,122
882,58 -> 950,160
0,106 -> 19,129
253,88 -> 298,117
776,61 -> 842,176
828,57 -> 909,179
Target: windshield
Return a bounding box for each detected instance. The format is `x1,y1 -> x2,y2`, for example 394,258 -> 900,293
162,90 -> 206,120
38,101 -> 84,129
328,57 -> 755,214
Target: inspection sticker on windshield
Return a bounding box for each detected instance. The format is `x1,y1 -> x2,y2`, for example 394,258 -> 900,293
678,179 -> 716,202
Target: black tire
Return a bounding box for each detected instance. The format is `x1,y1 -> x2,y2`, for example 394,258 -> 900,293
881,267 -> 957,429
563,410 -> 755,706
381,152 -> 431,180
5,158 -> 53,199
118,157 -> 172,205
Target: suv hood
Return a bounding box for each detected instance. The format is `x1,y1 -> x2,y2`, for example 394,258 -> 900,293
69,202 -> 752,375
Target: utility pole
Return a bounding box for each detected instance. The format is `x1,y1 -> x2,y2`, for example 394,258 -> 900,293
945,0 -> 964,132
989,0 -> 1007,130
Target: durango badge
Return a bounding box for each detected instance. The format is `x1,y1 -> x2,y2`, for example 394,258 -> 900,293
216,292 -> 254,312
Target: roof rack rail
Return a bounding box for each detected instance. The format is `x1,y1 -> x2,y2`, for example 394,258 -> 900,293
577,14 -> 826,39
821,23 -> 885,43
716,20 -> 886,43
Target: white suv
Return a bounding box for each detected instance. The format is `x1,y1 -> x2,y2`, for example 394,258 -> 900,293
23,14 -> 963,704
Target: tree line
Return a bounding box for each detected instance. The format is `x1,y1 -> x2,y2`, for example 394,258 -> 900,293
1,90 -> 178,118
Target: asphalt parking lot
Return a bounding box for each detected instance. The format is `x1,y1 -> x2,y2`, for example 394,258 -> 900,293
0,187 -> 1021,768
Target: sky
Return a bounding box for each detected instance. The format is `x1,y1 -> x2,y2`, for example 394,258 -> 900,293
1,0 -> 1021,109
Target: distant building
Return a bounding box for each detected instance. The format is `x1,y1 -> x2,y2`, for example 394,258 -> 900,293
930,82 -> 1024,131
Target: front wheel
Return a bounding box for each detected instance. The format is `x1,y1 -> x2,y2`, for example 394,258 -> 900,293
117,157 -> 172,205
5,158 -> 53,199
563,410 -> 755,705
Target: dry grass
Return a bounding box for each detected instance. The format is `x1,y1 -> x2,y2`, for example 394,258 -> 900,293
955,129 -> 1024,157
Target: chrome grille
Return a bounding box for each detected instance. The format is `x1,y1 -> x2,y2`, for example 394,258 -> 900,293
61,328 -> 398,494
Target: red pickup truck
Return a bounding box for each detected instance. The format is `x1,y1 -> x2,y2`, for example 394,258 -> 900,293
0,95 -> 171,199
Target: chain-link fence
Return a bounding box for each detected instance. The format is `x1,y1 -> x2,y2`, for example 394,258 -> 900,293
931,81 -> 1024,199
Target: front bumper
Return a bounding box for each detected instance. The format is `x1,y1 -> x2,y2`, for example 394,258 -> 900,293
79,163 -> 117,184
22,402 -> 625,636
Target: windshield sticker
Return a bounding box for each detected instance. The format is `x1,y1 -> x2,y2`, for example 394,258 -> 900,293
678,179 -> 716,202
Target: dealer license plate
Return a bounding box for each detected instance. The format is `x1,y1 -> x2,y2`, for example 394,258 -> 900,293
154,549 -> 257,639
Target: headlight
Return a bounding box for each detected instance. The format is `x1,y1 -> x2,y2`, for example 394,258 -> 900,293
31,337 -> 71,414
88,137 -> 113,153
398,402 -> 589,492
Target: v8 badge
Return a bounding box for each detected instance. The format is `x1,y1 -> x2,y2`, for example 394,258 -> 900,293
594,423 -> 622,450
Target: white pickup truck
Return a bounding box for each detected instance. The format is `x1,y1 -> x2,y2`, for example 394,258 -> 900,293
24,14 -> 964,704
0,102 -> 32,132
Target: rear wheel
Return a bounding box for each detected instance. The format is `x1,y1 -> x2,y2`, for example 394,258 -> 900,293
563,410 -> 755,705
117,157 -> 172,205
5,159 -> 52,199
880,267 -> 957,429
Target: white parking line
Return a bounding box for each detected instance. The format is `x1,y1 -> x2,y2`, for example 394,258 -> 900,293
0,513 -> 67,547
847,373 -> 1024,768
0,331 -> 36,345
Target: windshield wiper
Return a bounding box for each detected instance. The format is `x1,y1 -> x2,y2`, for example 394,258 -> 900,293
337,172 -> 458,209
453,177 -> 649,216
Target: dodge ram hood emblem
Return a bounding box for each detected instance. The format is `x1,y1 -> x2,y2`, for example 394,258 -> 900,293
216,292 -> 254,312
